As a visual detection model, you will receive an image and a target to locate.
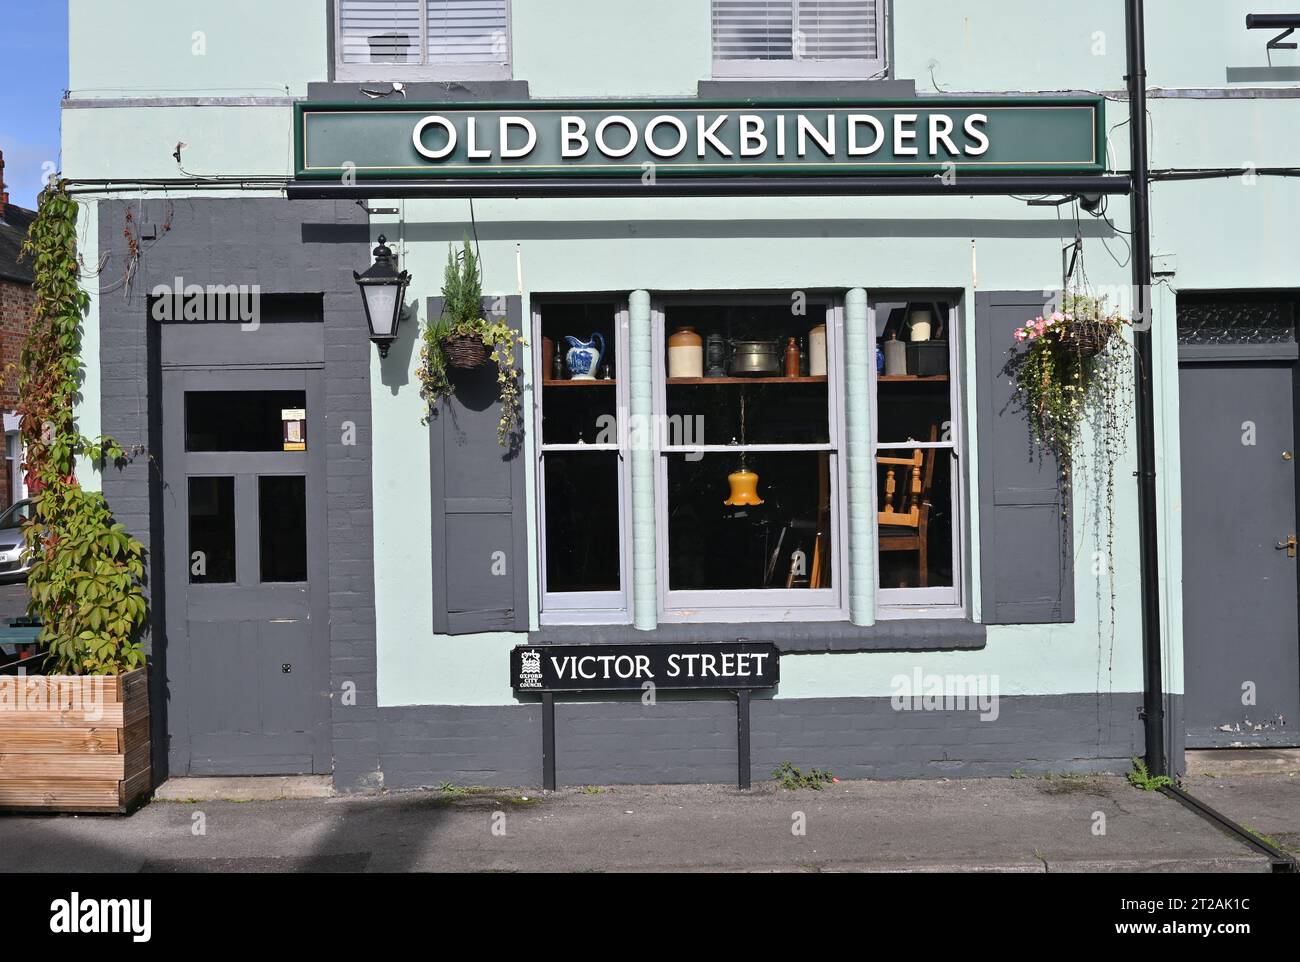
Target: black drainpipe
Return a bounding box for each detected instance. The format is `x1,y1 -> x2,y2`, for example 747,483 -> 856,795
1124,0 -> 1166,777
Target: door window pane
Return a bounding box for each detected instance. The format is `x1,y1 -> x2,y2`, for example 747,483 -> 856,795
189,476 -> 236,583
186,390 -> 306,452
543,452 -> 621,592
259,475 -> 308,583
667,452 -> 833,591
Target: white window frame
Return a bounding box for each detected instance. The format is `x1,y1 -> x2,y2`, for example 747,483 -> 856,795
533,297 -> 633,625
334,0 -> 513,82
870,292 -> 966,616
711,0 -> 888,80
653,294 -> 848,623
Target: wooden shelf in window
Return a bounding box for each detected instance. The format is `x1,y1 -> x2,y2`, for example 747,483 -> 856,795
877,375 -> 949,382
666,376 -> 829,385
543,379 -> 616,387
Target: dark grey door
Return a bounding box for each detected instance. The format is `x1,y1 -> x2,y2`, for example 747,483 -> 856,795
1180,361 -> 1300,746
162,368 -> 330,774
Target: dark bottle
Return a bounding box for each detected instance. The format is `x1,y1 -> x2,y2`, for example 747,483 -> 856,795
552,349 -> 565,381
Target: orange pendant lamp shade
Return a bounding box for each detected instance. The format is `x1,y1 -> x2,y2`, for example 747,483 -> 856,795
724,468 -> 764,506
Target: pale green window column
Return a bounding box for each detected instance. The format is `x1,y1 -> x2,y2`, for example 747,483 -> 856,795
629,290 -> 657,630
844,288 -> 875,626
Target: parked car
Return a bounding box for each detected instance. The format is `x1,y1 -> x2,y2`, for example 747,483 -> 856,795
0,499 -> 34,581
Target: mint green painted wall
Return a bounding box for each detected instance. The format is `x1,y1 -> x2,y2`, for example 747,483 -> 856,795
62,1 -> 1300,708
894,1 -> 1297,92
513,0 -> 709,97
367,188 -> 1149,706
68,0 -> 325,97
62,106 -> 294,180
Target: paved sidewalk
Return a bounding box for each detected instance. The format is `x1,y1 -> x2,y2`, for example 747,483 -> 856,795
0,775 -> 1276,872
1182,772 -> 1300,856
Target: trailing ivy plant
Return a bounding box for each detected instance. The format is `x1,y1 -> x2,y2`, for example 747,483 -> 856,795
417,239 -> 526,448
19,181 -> 148,675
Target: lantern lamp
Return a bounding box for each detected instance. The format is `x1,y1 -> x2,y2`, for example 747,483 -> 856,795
354,234 -> 411,358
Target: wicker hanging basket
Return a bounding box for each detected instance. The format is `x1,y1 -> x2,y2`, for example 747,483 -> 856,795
1064,320 -> 1113,359
442,331 -> 489,369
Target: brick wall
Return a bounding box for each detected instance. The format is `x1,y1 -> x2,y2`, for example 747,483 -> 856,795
0,277 -> 33,509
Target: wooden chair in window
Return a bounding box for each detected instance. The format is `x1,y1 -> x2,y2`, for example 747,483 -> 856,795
877,425 -> 938,587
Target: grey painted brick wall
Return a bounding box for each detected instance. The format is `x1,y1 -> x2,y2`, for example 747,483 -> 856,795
97,197 -> 373,782
367,692 -> 1146,791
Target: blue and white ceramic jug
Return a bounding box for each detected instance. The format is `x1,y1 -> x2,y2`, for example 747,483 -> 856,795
564,332 -> 605,381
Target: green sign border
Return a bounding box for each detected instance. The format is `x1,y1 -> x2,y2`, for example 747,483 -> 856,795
293,96 -> 1106,180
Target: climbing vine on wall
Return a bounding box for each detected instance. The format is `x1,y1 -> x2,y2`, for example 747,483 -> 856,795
18,181 -> 148,675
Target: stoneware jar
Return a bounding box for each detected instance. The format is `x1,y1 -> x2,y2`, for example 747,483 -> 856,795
667,325 -> 704,378
907,309 -> 933,342
883,332 -> 907,376
808,323 -> 827,376
565,332 -> 605,380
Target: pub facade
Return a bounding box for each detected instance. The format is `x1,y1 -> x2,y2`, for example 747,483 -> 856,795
60,0 -> 1300,789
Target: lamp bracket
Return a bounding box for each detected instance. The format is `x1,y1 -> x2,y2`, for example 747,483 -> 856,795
355,199 -> 400,215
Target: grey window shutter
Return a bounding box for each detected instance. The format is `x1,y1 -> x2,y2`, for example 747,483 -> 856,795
428,294 -> 529,634
975,291 -> 1074,624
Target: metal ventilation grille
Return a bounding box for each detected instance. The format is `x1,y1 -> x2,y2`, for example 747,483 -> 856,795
1177,297 -> 1297,345
339,0 -> 422,64
713,0 -> 878,62
427,0 -> 509,64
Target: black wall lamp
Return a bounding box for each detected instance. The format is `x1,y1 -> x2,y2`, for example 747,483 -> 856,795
354,234 -> 410,358
1246,13 -> 1300,51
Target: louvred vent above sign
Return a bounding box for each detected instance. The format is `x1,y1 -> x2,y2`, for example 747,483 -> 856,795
339,0 -> 508,65
712,0 -> 881,61
427,0 -> 509,64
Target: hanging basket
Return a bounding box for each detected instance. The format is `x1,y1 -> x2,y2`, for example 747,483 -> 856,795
441,331 -> 489,369
1062,320 -> 1113,359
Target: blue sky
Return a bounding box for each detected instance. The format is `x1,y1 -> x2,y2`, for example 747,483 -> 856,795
0,2 -> 68,209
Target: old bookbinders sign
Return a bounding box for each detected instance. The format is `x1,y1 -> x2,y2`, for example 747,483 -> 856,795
511,642 -> 779,693
296,98 -> 1103,179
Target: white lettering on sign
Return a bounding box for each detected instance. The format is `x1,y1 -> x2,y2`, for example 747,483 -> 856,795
697,114 -> 731,158
739,114 -> 767,156
848,115 -> 885,156
549,654 -> 655,681
403,111 -> 1008,164
963,114 -> 990,155
412,115 -> 456,159
499,116 -> 537,159
595,115 -> 638,158
893,113 -> 919,156
645,114 -> 689,158
532,650 -> 773,685
561,115 -> 588,157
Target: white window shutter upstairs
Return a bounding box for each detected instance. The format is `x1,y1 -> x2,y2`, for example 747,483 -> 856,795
712,0 -> 879,63
338,0 -> 423,64
427,0 -> 509,65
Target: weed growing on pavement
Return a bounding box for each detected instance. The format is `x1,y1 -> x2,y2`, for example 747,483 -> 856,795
1126,757 -> 1174,791
773,761 -> 838,790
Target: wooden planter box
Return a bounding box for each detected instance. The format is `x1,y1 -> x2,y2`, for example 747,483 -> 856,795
0,668 -> 151,813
